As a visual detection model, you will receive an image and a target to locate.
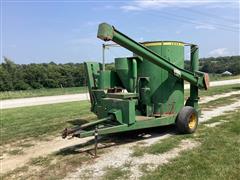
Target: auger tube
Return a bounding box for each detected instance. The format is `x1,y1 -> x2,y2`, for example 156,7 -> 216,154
97,23 -> 209,90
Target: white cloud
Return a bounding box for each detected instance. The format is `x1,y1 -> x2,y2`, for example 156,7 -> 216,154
206,2 -> 238,9
121,5 -> 142,11
121,0 -> 237,11
121,1 -> 170,11
195,24 -> 216,30
209,48 -> 229,57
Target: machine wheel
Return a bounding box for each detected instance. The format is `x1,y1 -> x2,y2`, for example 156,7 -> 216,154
176,106 -> 198,134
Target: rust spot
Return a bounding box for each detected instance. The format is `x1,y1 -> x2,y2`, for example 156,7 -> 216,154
204,73 -> 210,90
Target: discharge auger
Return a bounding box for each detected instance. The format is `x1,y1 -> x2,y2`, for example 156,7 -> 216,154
62,23 -> 209,140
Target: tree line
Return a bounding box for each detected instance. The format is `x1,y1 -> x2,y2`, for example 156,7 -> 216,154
185,56 -> 239,74
0,56 -> 239,91
0,57 -> 86,91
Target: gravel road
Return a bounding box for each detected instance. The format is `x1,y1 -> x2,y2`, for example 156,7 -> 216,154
1,79 -> 239,109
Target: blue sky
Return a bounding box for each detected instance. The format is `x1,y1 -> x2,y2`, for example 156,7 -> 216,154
1,0 -> 239,64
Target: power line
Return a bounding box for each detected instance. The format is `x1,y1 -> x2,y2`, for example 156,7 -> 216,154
144,11 -> 239,33
181,8 -> 239,24
159,10 -> 239,31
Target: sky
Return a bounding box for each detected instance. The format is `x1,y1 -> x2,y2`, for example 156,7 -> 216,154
1,0 -> 239,64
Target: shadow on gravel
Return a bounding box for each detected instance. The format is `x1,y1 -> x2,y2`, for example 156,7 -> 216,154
55,125 -> 177,156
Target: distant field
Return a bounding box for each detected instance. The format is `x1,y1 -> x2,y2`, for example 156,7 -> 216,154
208,74 -> 240,81
0,86 -> 88,100
184,74 -> 240,84
1,75 -> 239,100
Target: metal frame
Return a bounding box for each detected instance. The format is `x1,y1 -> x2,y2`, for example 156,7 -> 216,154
73,114 -> 176,138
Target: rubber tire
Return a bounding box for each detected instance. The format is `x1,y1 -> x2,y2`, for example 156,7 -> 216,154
176,106 -> 198,134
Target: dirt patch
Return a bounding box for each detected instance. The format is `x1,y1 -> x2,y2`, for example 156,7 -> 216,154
64,133 -> 175,179
1,137 -> 93,173
199,90 -> 240,104
204,120 -> 228,127
199,100 -> 240,123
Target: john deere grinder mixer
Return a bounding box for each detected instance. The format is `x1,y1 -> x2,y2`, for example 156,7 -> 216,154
62,23 -> 209,139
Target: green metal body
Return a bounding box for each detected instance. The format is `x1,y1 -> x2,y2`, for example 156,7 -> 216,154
137,42 -> 184,117
63,23 -> 209,139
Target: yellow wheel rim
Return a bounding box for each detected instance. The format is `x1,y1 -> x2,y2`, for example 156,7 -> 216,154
188,114 -> 197,129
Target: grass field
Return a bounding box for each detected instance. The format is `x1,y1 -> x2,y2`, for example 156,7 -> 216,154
1,101 -> 92,146
0,86 -> 88,100
185,84 -> 240,99
208,74 -> 240,81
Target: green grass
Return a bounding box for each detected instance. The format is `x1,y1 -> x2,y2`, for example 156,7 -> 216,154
141,110 -> 240,180
19,143 -> 34,148
184,84 -> 240,100
1,100 -> 93,145
29,156 -> 52,166
102,166 -> 130,180
7,149 -> 24,155
0,86 -> 88,100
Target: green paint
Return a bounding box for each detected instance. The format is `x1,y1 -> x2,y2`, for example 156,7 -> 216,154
186,45 -> 200,110
74,115 -> 176,138
63,23 -> 208,139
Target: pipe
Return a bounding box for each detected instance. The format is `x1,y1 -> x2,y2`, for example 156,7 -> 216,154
186,45 -> 200,108
102,44 -> 106,71
97,23 -> 208,89
132,58 -> 137,92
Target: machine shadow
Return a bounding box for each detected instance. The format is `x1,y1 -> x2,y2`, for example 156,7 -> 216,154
67,118 -> 89,126
55,124 -> 180,157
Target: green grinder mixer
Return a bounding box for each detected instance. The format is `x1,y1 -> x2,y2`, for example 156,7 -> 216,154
62,23 -> 209,139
